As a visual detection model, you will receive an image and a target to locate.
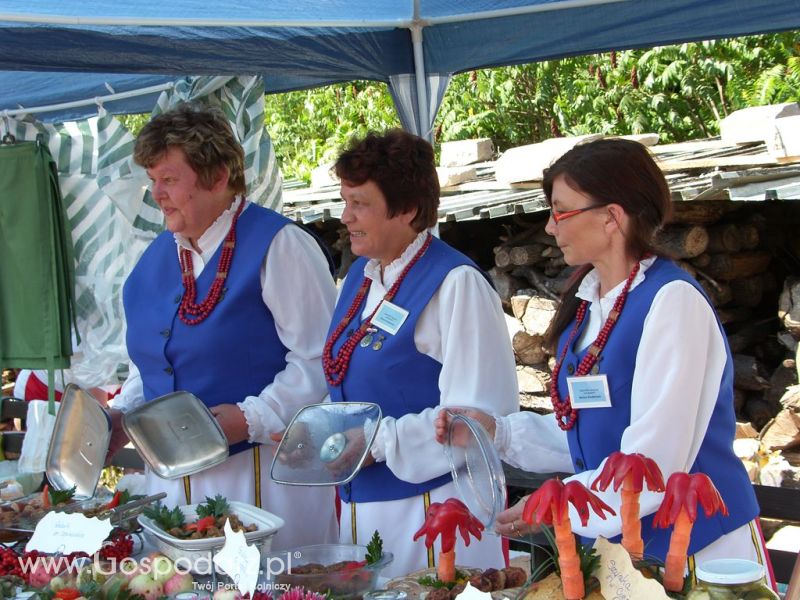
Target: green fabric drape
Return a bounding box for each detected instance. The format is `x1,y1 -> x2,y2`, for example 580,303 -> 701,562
0,139 -> 77,410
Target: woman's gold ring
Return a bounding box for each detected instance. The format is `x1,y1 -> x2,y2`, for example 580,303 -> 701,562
511,521 -> 520,536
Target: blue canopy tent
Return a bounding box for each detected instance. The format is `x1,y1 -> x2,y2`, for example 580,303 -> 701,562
1,0 -> 799,136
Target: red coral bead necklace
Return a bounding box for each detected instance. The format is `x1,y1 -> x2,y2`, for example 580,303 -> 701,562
177,199 -> 245,326
323,233 -> 433,386
550,256 -> 648,430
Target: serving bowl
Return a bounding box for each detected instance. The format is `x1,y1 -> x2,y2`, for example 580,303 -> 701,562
138,501 -> 284,573
260,543 -> 393,599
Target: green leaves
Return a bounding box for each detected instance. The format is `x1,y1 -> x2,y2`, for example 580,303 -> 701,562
257,32 -> 797,183
49,485 -> 77,506
142,502 -> 186,532
365,530 -> 383,565
196,494 -> 231,519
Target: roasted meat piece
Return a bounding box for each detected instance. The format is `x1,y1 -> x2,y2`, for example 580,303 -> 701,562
482,568 -> 506,591
501,566 -> 527,588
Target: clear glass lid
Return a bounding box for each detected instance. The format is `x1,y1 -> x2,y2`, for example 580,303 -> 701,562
444,410 -> 507,528
270,402 -> 382,486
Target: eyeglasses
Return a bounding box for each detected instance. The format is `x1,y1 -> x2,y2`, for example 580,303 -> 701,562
549,204 -> 604,224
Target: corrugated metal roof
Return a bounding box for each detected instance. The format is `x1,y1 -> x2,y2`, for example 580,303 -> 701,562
282,138 -> 800,224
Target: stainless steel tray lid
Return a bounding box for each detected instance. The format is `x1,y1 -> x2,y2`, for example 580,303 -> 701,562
46,384 -> 112,499
122,391 -> 228,480
444,410 -> 506,528
270,402 -> 382,486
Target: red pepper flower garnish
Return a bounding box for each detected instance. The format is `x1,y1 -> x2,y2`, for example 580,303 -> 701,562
522,479 -> 614,600
591,452 -> 665,559
412,498 -> 483,583
653,472 -> 728,592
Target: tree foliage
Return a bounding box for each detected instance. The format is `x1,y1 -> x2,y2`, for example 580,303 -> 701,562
263,81 -> 400,182
172,32 -> 797,182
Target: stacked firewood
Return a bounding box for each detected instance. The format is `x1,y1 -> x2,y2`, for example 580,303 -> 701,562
492,201 -> 800,485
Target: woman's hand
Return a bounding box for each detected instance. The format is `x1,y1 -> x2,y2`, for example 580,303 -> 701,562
495,495 -> 540,538
269,424 -> 315,467
210,404 -> 249,446
434,407 -> 498,445
325,427 -> 374,478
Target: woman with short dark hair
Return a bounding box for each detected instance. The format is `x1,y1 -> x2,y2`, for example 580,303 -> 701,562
324,129 -> 518,577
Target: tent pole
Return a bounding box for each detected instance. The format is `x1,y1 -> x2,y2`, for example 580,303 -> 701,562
410,0 -> 430,142
3,82 -> 174,118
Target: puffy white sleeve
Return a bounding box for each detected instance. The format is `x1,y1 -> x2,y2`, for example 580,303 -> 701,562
237,225 -> 336,444
494,411 -> 575,474
371,265 -> 520,483
566,280 -> 728,539
114,361 -> 146,413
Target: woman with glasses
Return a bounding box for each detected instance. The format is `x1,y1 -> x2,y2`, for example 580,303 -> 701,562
436,138 -> 774,585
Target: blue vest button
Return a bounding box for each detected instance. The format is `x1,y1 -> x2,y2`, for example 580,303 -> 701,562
567,363 -> 575,375
575,458 -> 584,470
174,294 -> 182,303
161,329 -> 171,338
164,366 -> 174,375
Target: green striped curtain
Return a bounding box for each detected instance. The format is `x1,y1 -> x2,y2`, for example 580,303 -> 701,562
0,75 -> 282,387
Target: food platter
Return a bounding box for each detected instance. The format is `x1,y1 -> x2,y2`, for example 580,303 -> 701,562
385,566 -> 528,600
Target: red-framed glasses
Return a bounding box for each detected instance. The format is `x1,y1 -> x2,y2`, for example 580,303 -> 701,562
549,204 -> 604,224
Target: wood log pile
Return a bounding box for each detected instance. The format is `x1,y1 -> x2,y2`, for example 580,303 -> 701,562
490,201 -> 800,487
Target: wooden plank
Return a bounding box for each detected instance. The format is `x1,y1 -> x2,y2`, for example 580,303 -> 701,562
754,484 -> 800,522
658,154 -> 780,172
650,139 -> 750,155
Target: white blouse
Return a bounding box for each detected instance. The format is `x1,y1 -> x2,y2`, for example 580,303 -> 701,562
116,198 -> 336,445
343,230 -> 520,483
495,256 -> 731,539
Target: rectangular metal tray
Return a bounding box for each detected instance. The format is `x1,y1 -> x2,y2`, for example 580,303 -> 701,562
122,391 -> 228,479
0,491 -> 165,537
0,493 -> 89,534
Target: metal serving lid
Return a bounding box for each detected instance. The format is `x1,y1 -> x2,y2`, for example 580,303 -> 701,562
444,410 -> 506,528
122,391 -> 228,479
270,402 -> 382,486
46,384 -> 112,499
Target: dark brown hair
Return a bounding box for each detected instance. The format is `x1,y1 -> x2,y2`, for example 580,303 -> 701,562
542,138 -> 672,352
334,129 -> 439,232
133,103 -> 246,196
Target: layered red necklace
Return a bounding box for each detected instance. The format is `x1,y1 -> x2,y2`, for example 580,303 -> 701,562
323,233 -> 433,386
550,257 -> 647,430
177,200 -> 245,326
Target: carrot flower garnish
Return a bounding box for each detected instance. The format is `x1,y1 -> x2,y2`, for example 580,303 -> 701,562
653,472 -> 728,592
591,452 -> 665,560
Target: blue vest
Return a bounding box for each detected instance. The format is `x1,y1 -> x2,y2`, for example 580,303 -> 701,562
123,204 -> 291,456
557,257 -> 759,559
329,237 -> 480,503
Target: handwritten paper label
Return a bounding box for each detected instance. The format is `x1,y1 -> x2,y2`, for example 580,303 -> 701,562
213,520 -> 260,598
594,537 -> 670,600
26,512 -> 112,555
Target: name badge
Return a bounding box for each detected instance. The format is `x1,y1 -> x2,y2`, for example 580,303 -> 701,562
371,300 -> 409,335
566,375 -> 612,409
